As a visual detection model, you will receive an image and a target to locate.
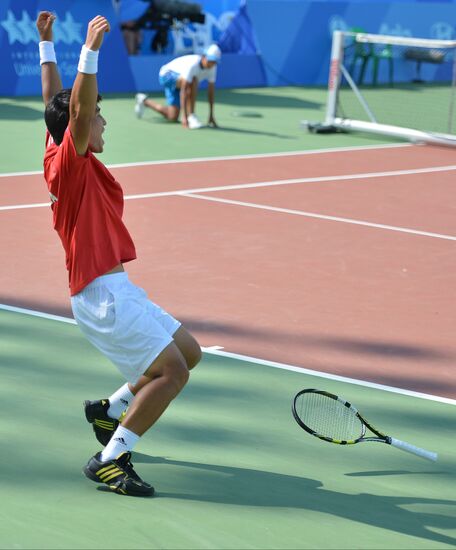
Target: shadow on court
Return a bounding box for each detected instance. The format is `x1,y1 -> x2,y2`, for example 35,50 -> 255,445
0,101 -> 43,121
142,116 -> 297,139
1,297 -> 455,398
345,469 -> 448,477
2,299 -> 450,363
212,89 -> 322,110
133,453 -> 456,547
5,297 -> 451,363
202,125 -> 296,139
1,306 -> 455,548
175,316 -> 453,361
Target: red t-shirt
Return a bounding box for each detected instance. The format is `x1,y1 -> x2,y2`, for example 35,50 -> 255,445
43,129 -> 137,295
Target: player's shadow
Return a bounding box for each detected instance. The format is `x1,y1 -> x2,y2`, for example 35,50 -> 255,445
133,452 -> 455,547
143,118 -> 295,139
0,102 -> 43,121
214,89 -> 322,110
202,125 -> 296,139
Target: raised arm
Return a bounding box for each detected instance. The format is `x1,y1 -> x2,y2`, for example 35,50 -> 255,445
36,11 -> 62,105
70,16 -> 110,155
180,80 -> 192,127
207,81 -> 217,127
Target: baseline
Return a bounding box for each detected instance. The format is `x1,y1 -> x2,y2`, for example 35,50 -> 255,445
1,303 -> 454,406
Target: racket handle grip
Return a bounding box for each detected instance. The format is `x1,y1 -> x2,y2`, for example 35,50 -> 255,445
389,437 -> 438,462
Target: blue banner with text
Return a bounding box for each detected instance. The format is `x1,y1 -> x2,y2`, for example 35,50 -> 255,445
0,0 -> 135,96
246,0 -> 456,85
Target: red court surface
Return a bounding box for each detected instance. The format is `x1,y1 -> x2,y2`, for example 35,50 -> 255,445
1,144 -> 455,399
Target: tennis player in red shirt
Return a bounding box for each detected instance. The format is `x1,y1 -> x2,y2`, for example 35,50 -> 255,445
37,11 -> 201,497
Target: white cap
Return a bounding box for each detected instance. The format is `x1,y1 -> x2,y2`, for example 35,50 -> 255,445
204,44 -> 222,63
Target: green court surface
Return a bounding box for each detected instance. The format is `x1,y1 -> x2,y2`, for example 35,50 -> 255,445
0,86 -> 399,173
1,309 -> 455,550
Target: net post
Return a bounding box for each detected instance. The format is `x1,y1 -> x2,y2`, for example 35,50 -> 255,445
301,30 -> 345,133
448,51 -> 456,134
324,30 -> 345,127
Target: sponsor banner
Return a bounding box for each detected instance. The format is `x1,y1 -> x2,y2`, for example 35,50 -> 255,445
3,0 -> 454,93
247,0 -> 456,86
0,0 -> 135,96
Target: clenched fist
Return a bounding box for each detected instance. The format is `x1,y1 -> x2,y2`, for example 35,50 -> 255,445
36,11 -> 56,42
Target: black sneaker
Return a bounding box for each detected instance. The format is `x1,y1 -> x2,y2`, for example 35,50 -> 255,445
84,399 -> 119,446
83,451 -> 154,497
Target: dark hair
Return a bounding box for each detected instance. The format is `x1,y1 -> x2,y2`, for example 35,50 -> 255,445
44,88 -> 102,145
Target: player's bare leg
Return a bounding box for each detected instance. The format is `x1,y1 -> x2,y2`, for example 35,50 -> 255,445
128,326 -> 201,394
114,327 -> 201,434
143,98 -> 179,121
84,325 -> 200,444
84,341 -> 193,496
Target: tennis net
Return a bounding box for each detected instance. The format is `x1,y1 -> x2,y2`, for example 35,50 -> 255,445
304,31 -> 456,146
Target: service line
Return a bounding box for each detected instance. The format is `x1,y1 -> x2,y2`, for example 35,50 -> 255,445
2,163 -> 456,212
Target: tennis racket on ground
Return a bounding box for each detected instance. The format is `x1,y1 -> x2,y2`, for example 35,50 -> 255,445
292,389 -> 437,462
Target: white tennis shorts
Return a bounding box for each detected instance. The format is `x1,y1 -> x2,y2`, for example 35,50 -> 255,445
70,272 -> 181,384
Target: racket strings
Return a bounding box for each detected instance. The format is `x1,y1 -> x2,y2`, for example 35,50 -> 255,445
297,392 -> 364,441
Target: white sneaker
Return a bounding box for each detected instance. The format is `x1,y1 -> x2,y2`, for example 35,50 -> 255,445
188,113 -> 203,129
135,93 -> 147,119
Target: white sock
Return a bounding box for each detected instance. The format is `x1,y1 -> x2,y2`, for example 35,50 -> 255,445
100,426 -> 140,462
107,383 -> 135,419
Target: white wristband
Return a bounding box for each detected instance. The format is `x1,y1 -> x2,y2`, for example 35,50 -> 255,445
39,41 -> 57,65
78,45 -> 99,74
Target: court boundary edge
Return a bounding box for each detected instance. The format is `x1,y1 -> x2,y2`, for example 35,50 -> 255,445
1,303 -> 454,407
0,143 -> 411,178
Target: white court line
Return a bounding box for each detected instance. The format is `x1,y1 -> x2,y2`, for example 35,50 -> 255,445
124,164 -> 456,200
3,163 -> 456,213
0,303 -> 76,324
0,202 -> 51,211
0,302 -> 454,406
207,348 -> 456,406
0,142 -> 411,179
183,193 -> 456,242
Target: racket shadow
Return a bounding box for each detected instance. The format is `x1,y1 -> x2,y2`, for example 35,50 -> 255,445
133,452 -> 456,547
